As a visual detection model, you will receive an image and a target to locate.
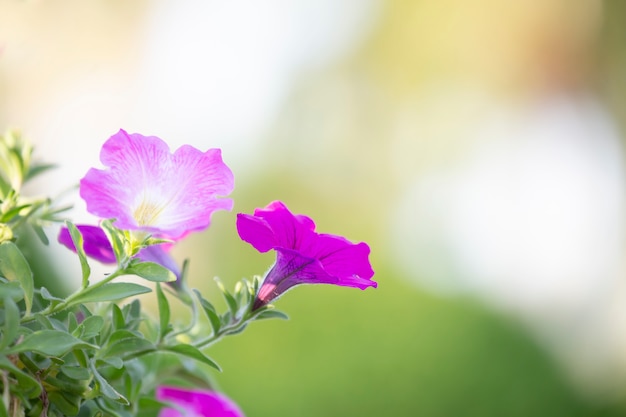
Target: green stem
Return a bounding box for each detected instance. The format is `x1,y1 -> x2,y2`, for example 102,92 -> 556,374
20,268 -> 126,324
193,314 -> 252,350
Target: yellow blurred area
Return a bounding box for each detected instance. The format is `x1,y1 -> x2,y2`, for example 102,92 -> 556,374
366,0 -> 601,94
3,0 -> 626,415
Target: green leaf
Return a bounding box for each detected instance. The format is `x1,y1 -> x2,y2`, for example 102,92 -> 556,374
67,312 -> 79,333
254,309 -> 289,321
137,397 -> 167,415
126,261 -> 176,283
60,365 -> 91,380
194,290 -> 221,333
215,278 -> 238,317
31,223 -> 49,245
0,355 -> 41,398
107,329 -> 141,345
45,375 -> 89,394
34,313 -> 55,330
104,336 -> 154,359
98,356 -> 123,369
0,204 -> 29,223
69,283 -> 151,305
111,304 -> 125,330
90,361 -> 129,404
40,286 -> 63,302
5,330 -> 98,357
123,299 -> 141,322
162,344 -> 221,371
48,391 -> 81,415
74,315 -> 104,340
100,219 -> 125,263
66,221 -> 91,287
142,236 -> 174,246
0,281 -> 23,303
0,297 -> 19,349
0,241 -> 33,315
156,283 -> 171,340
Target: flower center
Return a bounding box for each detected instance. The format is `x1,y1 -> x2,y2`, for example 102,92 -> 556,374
133,199 -> 164,227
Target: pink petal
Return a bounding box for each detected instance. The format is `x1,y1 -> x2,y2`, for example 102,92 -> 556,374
157,386 -> 244,417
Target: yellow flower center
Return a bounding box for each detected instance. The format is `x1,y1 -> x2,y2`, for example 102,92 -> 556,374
133,199 -> 165,227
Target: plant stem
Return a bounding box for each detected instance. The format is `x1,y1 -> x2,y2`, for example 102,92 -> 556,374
193,314 -> 251,349
20,268 -> 126,324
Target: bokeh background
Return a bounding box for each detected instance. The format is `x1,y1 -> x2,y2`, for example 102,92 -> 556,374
3,0 -> 626,415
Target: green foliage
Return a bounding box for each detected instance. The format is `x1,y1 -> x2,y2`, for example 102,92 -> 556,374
0,132 -> 288,416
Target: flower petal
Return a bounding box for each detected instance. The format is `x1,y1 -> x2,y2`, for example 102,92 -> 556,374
156,386 -> 245,417
249,201 -> 316,250
80,129 -> 234,240
305,234 -> 375,285
58,225 -> 116,264
236,213 -> 276,253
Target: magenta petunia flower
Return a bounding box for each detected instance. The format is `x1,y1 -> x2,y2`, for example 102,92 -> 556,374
58,225 -> 117,264
236,201 -> 376,309
58,225 -> 181,279
156,386 -> 245,417
80,129 -> 234,241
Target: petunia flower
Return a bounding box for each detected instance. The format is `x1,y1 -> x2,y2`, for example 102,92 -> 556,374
80,129 -> 234,241
58,225 -> 181,279
236,201 -> 376,310
156,386 -> 245,417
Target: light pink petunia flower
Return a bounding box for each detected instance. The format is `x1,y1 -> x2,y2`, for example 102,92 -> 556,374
236,201 -> 376,310
80,129 -> 234,241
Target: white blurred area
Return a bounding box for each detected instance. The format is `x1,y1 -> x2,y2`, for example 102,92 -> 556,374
378,0 -> 626,395
391,93 -> 626,393
3,0 -> 626,400
0,0 -> 379,214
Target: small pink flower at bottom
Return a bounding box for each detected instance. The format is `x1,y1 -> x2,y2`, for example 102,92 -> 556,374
156,386 -> 244,417
236,201 -> 376,310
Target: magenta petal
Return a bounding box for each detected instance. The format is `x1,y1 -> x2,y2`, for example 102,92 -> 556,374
156,386 -> 245,417
80,129 -> 234,240
305,234 -> 375,283
58,225 -> 116,264
249,201 -> 316,250
236,213 -> 276,253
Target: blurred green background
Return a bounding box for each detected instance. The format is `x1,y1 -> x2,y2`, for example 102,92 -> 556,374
4,0 -> 626,415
